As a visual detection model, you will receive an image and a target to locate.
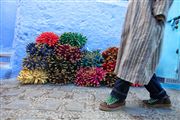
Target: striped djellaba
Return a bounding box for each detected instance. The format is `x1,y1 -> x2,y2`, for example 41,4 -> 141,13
114,0 -> 173,85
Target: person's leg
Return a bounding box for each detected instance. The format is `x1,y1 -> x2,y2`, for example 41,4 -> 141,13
110,78 -> 131,100
144,74 -> 167,99
143,73 -> 171,107
99,78 -> 131,111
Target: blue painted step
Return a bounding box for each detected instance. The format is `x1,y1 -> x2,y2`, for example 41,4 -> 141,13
0,52 -> 12,80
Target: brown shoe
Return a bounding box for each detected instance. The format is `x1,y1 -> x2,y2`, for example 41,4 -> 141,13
99,96 -> 125,111
99,99 -> 125,111
143,96 -> 171,107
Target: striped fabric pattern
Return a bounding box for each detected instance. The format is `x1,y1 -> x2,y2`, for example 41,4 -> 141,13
114,0 -> 173,85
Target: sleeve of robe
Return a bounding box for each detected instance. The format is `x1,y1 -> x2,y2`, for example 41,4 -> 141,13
152,0 -> 174,21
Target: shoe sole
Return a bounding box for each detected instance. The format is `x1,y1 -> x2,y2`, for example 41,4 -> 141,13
143,103 -> 172,108
99,104 -> 125,111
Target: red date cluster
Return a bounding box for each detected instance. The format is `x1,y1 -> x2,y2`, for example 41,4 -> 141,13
102,47 -> 118,72
55,44 -> 82,63
36,32 -> 59,46
75,67 -> 106,87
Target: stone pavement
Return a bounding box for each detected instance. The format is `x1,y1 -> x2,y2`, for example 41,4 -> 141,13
0,79 -> 180,120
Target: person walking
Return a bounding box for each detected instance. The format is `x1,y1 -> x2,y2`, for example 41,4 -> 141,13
99,0 -> 173,111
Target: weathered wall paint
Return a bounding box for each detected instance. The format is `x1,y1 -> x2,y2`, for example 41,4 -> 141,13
1,0 -> 179,80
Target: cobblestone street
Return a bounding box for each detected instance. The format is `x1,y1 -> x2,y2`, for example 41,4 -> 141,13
1,79 -> 180,120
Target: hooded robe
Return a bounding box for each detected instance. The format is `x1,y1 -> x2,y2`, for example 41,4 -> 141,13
114,0 -> 173,85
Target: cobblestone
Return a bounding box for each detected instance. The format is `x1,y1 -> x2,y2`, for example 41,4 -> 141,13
34,98 -> 63,111
1,88 -> 25,97
3,99 -> 32,110
48,90 -> 66,99
0,79 -> 180,120
24,89 -> 47,98
65,101 -> 85,112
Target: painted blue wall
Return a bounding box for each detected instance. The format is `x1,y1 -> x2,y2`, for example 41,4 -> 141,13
0,0 -> 17,79
11,0 -> 128,77
156,0 -> 180,80
0,0 -> 179,80
0,0 -> 17,52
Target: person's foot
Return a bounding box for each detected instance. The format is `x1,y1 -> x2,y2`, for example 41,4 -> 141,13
99,95 -> 125,111
143,96 -> 171,107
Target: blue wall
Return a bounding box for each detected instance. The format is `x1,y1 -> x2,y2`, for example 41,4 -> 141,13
0,0 -> 179,80
0,0 -> 17,52
156,0 -> 180,80
11,0 -> 128,77
0,0 -> 17,79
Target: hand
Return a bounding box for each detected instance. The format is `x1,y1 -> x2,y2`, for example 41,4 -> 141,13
155,15 -> 165,22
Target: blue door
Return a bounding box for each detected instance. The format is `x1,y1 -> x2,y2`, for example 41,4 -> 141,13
0,0 -> 17,79
0,0 -> 17,51
156,0 -> 180,82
